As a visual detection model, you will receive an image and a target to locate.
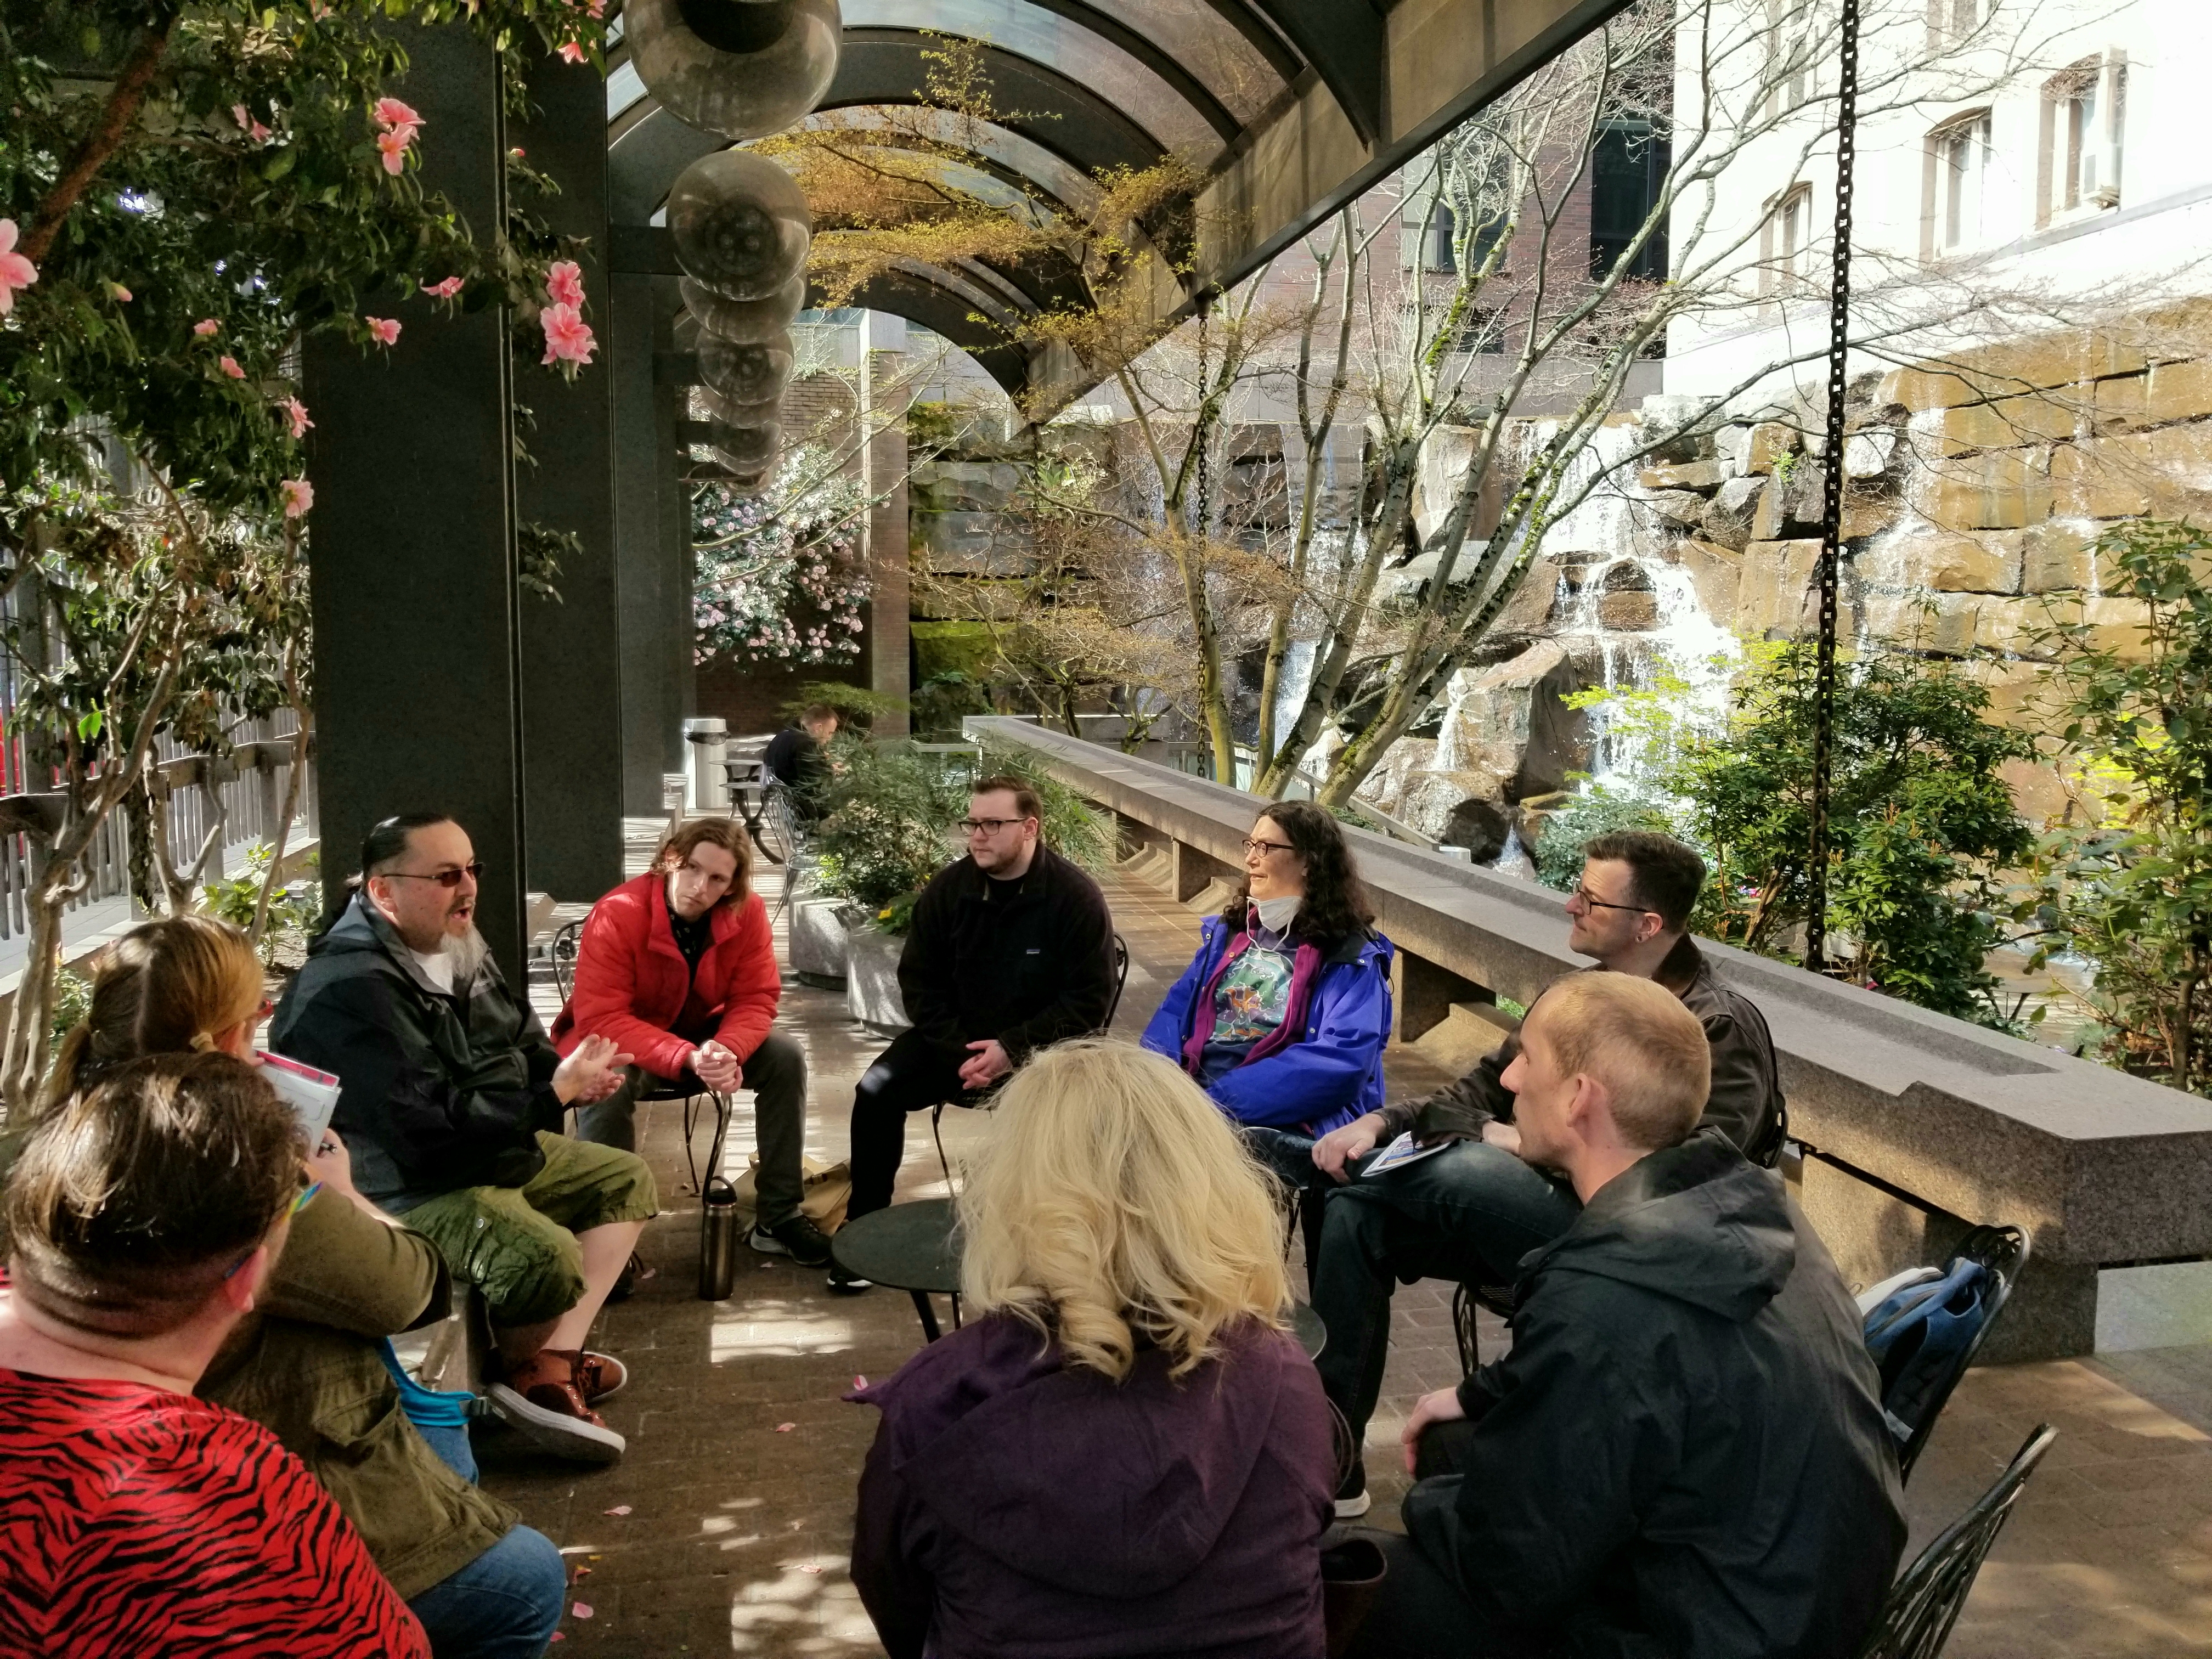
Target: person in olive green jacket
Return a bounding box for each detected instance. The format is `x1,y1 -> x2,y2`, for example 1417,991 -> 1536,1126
15,916 -> 566,1659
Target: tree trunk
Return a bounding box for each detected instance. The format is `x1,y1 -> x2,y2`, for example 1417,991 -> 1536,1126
0,853 -> 82,1118
21,13 -> 179,264
248,727 -> 309,945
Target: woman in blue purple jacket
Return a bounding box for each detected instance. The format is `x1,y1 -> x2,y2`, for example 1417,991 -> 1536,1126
1142,800 -> 1394,1177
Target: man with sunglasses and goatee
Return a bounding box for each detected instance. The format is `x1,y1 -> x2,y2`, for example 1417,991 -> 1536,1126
1306,831 -> 1785,1520
273,813 -> 658,1466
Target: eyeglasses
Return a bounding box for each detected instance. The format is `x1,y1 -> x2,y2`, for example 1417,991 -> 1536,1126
957,817 -> 1029,836
1568,884 -> 1653,915
1242,838 -> 1295,857
382,861 -> 484,889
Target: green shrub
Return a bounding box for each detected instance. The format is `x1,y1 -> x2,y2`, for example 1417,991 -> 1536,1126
48,967 -> 93,1063
204,844 -> 321,962
810,736 -> 1112,932
2027,518 -> 2212,1092
1529,783 -> 1680,891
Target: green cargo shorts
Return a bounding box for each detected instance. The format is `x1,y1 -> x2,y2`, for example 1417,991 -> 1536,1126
397,1131 -> 659,1328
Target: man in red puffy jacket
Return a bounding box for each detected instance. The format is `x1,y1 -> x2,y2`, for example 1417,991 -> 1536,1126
552,819 -> 827,1266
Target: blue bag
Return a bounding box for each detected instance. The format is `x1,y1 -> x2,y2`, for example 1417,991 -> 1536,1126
1862,1257 -> 1991,1446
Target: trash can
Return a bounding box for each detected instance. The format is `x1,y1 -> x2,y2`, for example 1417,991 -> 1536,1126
681,716 -> 728,811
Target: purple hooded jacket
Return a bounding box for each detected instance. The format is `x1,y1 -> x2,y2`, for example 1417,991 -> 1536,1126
849,1311 -> 1335,1659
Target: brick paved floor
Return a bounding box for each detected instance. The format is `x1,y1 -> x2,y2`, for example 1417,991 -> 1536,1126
477,858 -> 2212,1655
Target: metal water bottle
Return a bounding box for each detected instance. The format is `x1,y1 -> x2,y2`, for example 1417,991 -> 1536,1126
698,1176 -> 740,1301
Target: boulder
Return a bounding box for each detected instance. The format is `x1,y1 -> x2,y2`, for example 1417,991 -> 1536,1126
1743,422 -> 1797,475
1435,639 -> 1589,800
1396,768 -> 1514,843
1641,489 -> 1709,525
1857,529 -> 2022,594
1674,538 -> 1743,620
1699,476 -> 1764,550
1596,589 -> 1661,630
1735,539 -> 1822,636
1638,459 -> 1727,491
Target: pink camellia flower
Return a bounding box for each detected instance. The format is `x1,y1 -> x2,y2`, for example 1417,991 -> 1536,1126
558,41 -> 585,64
280,478 -> 314,519
539,302 -> 597,367
420,275 -> 464,300
545,259 -> 585,309
0,219 -> 39,314
366,316 -> 402,347
280,397 -> 312,440
374,98 -> 423,132
376,128 -> 414,176
194,317 -> 219,336
219,355 -> 246,380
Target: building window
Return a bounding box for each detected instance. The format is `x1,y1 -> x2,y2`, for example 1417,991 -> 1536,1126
1923,109 -> 1991,257
1760,183 -> 1814,296
2040,53 -> 2125,223
1765,0 -> 1811,118
1927,0 -> 1977,50
1590,119 -> 1671,280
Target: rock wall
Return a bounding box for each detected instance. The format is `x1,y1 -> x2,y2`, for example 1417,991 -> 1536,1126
1362,304 -> 2212,841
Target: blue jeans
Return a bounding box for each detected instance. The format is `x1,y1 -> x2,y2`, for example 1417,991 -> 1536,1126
1310,1139 -> 1582,1462
414,1420 -> 478,1485
410,1415 -> 566,1658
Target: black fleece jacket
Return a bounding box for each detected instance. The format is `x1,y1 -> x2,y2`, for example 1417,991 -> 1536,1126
896,845 -> 1115,1062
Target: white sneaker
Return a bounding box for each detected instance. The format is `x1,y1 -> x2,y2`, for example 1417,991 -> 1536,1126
487,1383 -> 627,1464
1333,1488 -> 1372,1519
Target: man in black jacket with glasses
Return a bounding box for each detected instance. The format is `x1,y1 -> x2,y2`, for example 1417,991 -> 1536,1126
834,777 -> 1115,1290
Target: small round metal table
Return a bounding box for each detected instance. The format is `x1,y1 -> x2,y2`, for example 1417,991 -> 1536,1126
832,1198 -> 1327,1358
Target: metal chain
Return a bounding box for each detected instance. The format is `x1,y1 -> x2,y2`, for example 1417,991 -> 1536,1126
1805,0 -> 1860,973
1193,294 -> 1212,541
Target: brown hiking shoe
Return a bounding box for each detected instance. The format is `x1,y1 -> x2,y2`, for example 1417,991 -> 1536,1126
488,1348 -> 625,1464
575,1350 -> 629,1404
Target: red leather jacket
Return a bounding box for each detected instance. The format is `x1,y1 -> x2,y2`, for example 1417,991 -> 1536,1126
550,871 -> 781,1080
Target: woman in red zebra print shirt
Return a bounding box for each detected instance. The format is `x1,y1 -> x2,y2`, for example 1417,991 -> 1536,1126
0,1053 -> 429,1658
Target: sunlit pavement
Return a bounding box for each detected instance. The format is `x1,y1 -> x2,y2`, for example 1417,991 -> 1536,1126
477,861 -> 2212,1655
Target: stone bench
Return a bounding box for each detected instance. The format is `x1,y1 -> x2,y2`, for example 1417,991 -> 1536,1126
968,715 -> 2212,1361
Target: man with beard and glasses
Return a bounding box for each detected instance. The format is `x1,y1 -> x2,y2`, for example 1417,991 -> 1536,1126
272,814 -> 657,1465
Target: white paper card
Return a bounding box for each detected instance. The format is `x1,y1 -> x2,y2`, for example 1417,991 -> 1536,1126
261,1051 -> 342,1145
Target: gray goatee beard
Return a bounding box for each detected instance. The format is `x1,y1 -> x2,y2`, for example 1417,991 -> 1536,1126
440,926 -> 491,984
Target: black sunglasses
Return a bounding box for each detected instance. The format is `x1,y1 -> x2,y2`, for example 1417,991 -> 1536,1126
382,861 -> 485,889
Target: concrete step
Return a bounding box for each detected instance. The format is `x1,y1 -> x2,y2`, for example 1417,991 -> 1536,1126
1409,999 -> 1519,1075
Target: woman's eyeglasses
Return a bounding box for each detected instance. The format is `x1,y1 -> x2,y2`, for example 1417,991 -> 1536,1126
382,861 -> 485,889
1241,838 -> 1295,857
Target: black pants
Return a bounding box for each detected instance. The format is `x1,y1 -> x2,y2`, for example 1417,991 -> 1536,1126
1340,1423 -> 1548,1659
847,1028 -> 986,1218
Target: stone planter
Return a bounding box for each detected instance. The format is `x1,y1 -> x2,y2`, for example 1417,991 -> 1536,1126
788,893 -> 848,988
843,918 -> 910,1036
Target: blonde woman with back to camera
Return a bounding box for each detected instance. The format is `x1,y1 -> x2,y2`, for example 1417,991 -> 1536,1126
848,1040 -> 1336,1659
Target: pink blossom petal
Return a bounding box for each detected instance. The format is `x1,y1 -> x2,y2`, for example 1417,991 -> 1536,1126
219,355 -> 245,380
376,129 -> 412,176
853,1374 -> 868,1389
795,1564 -> 822,1575
365,316 -> 402,346
250,120 -> 272,144
280,397 -> 313,441
601,1504 -> 632,1516
108,281 -> 131,302
193,318 -> 219,336
420,275 -> 464,300
538,301 -> 597,367
775,1422 -> 796,1432
572,1601 -> 594,1619
280,478 -> 314,518
558,41 -> 586,63
545,259 -> 586,309
232,104 -> 253,132
0,222 -> 42,315
374,97 -> 423,131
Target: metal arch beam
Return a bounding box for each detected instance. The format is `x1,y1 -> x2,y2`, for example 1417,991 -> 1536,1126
1015,0 -> 1244,144
828,31 -> 1167,176
1246,0 -> 1384,144
826,269 -> 1033,394
608,34 -> 1168,225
